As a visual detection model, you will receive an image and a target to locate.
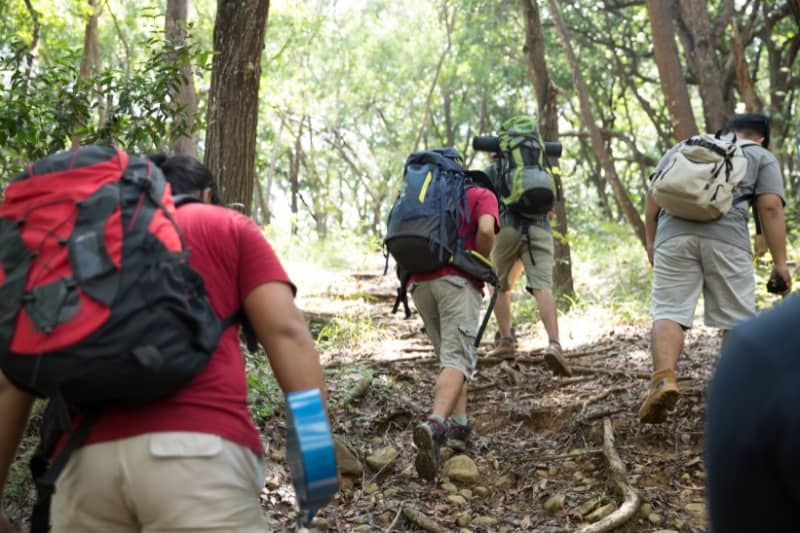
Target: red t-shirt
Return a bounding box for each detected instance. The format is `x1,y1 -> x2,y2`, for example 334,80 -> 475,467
408,187 -> 500,289
66,204 -> 292,455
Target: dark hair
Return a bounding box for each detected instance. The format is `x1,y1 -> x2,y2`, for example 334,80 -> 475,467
147,152 -> 222,205
727,112 -> 771,149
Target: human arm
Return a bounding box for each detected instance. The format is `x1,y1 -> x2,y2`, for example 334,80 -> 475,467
243,282 -> 328,404
756,193 -> 791,295
0,371 -> 34,533
645,190 -> 660,266
474,214 -> 496,259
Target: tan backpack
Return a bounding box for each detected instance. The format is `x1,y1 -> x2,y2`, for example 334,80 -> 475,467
650,133 -> 754,222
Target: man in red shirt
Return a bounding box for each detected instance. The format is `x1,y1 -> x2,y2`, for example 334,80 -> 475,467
409,185 -> 499,481
0,154 -> 329,532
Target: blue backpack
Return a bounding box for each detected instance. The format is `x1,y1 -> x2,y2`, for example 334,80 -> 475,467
384,147 -> 497,346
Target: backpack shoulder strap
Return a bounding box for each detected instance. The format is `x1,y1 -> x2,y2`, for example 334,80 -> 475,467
222,310 -> 260,353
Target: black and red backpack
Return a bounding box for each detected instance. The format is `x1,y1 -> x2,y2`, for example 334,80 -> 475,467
0,145 -> 222,531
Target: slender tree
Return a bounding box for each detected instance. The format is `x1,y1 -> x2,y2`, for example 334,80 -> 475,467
204,0 -> 270,214
645,0 -> 698,140
72,0 -> 102,149
520,0 -> 574,296
547,0 -> 646,247
166,0 -> 198,156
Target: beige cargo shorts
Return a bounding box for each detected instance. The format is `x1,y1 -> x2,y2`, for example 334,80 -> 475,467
410,275 -> 482,379
492,223 -> 554,293
651,234 -> 756,329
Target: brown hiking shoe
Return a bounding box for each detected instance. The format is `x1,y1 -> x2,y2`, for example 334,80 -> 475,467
486,336 -> 516,358
639,368 -> 680,424
544,340 -> 572,376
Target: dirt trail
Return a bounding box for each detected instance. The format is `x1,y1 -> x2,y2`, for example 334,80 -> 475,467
262,269 -> 719,532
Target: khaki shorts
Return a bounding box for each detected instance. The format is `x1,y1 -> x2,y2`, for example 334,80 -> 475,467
51,432 -> 268,533
410,275 -> 482,379
651,235 -> 755,329
492,224 -> 554,292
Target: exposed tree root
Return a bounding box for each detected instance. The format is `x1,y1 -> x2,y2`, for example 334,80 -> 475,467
401,506 -> 448,533
578,418 -> 640,533
500,361 -> 522,385
579,385 -> 629,411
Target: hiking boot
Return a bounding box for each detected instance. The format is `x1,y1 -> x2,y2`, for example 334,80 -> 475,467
544,340 -> 572,376
638,368 -> 680,424
445,421 -> 472,452
413,418 -> 445,481
487,336 -> 516,358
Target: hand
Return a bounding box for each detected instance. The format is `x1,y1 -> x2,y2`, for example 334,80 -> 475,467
770,263 -> 792,297
646,242 -> 655,267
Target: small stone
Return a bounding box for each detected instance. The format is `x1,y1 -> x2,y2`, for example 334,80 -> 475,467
352,526 -> 372,532
441,482 -> 458,493
383,487 -> 400,498
440,447 -> 455,462
265,477 -> 280,490
448,494 -> 467,506
563,460 -> 579,471
310,516 -> 328,528
443,455 -> 480,484
456,512 -> 472,527
493,475 -> 510,487
548,465 -> 559,475
573,471 -> 584,481
499,527 -> 513,533
366,446 -> 398,471
459,529 -> 473,533
460,488 -> 473,499
334,437 -> 363,476
474,486 -> 489,496
408,481 -> 422,491
632,464 -> 645,475
576,499 -> 598,516
648,513 -> 663,524
544,494 -> 566,513
378,511 -> 394,525
586,503 -> 616,522
269,447 -> 285,462
399,465 -> 414,479
470,515 -> 499,528
639,503 -> 652,517
536,469 -> 548,478
685,502 -> 706,522
694,470 -> 706,480
681,472 -> 691,481
364,482 -> 380,495
339,476 -> 355,491
681,433 -> 691,444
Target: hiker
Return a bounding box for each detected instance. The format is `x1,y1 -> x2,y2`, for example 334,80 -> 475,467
475,116 -> 571,376
706,295 -> 800,531
0,151 -> 329,531
384,148 -> 500,481
640,112 -> 791,424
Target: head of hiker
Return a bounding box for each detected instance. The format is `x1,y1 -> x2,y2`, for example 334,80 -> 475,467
148,152 -> 222,205
728,112 -> 770,148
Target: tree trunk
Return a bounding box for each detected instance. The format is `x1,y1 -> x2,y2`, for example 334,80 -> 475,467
166,0 -> 199,156
677,0 -> 729,132
289,120 -> 304,235
204,0 -> 270,215
646,0 -> 698,140
71,0 -> 102,149
730,17 -> 758,112
521,0 -> 574,297
547,0 -> 646,247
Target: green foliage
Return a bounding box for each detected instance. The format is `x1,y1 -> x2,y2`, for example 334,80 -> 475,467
245,348 -> 284,425
0,4 -> 208,180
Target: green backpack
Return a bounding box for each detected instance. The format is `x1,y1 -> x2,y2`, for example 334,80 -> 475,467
496,115 -> 557,217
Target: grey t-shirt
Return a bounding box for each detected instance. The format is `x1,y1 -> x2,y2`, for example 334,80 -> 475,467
653,141 -> 785,252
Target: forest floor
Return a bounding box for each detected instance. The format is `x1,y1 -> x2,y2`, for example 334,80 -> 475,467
260,255 -> 719,533
5,254 -> 718,533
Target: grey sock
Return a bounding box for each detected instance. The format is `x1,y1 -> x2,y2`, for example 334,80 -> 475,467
450,414 -> 468,426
